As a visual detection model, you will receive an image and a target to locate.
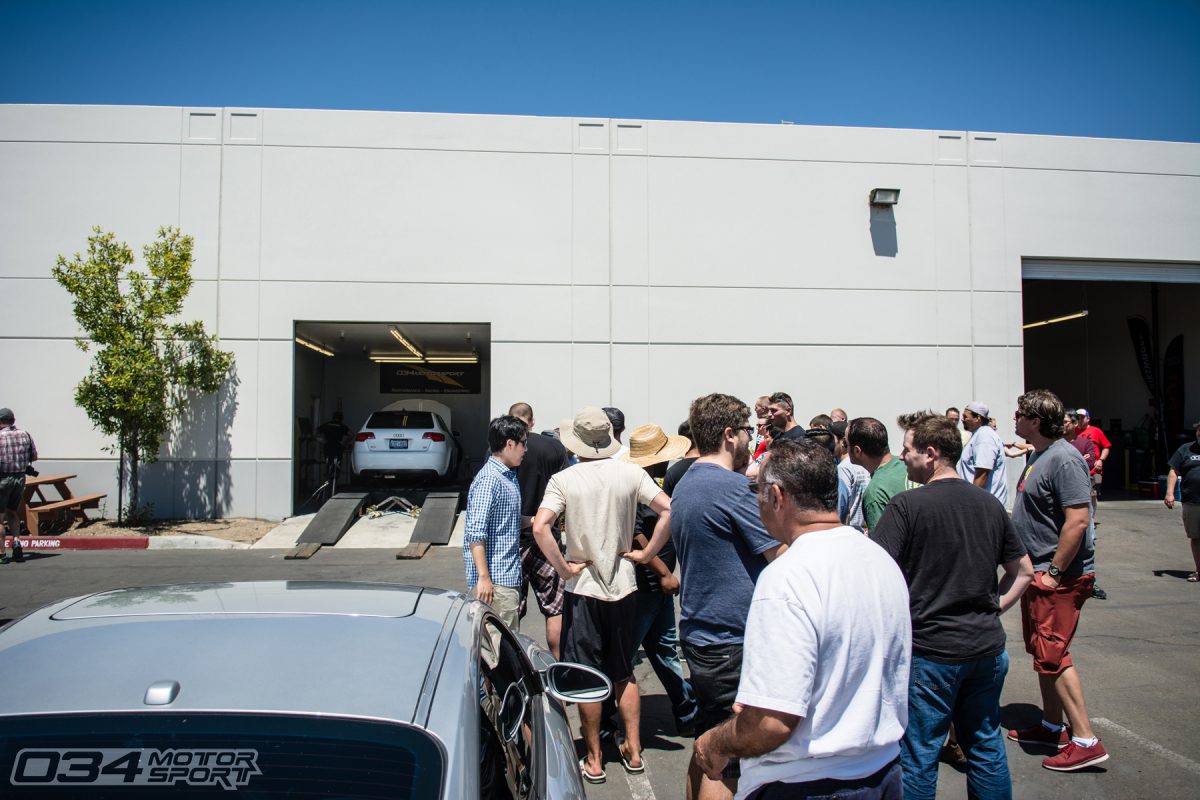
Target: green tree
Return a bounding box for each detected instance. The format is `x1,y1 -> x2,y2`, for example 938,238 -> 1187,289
52,227 -> 234,521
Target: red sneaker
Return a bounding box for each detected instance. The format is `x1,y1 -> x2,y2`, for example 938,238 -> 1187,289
1042,739 -> 1109,771
1006,724 -> 1070,749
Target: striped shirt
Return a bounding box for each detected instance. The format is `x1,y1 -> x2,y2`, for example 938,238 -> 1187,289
463,456 -> 523,589
0,425 -> 37,473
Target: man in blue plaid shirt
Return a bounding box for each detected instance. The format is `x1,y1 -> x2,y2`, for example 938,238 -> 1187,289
464,415 -> 531,629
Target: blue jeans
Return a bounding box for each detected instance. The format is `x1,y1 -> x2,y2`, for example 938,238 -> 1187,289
901,651 -> 1011,800
634,590 -> 698,727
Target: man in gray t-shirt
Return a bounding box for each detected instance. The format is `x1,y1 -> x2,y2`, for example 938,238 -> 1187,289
1006,390 -> 1108,773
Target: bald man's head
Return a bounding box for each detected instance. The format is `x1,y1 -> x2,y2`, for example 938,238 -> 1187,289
508,402 -> 534,427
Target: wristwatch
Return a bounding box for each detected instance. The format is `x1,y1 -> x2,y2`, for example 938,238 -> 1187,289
1047,564 -> 1062,579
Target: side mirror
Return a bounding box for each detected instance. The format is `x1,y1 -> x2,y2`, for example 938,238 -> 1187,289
541,662 -> 612,705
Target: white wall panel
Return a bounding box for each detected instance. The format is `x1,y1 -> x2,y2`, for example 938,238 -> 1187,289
0,339 -> 113,458
612,156 -> 648,285
611,344 -> 651,431
971,291 -> 1011,346
179,145 -> 222,279
0,104 -> 183,144
262,108 -> 571,153
994,131 -> 1200,176
571,285 -> 610,342
967,167 -> 1010,292
257,147 -> 572,285
0,278 -> 79,338
933,166 -> 971,290
611,286 -> 649,343
571,344 -> 611,410
218,146 -> 263,280
935,290 -> 972,346
222,459 -> 260,519
646,158 -> 936,289
646,287 -> 940,345
1003,170 -> 1200,264
572,155 -> 610,284
1,142 -> 181,277
256,340 -> 295,459
254,281 -> 571,343
256,459 -> 292,520
972,346 -> 1020,441
936,346 -> 975,408
217,280 -> 261,340
647,120 -> 939,165
222,340 -> 259,459
488,343 -> 573,422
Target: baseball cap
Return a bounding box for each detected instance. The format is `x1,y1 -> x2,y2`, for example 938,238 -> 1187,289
602,406 -> 625,434
965,401 -> 989,418
1074,408 -> 1089,418
0,408 -> 13,422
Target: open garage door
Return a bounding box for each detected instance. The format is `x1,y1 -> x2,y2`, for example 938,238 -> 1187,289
1021,260 -> 1199,496
292,321 -> 491,513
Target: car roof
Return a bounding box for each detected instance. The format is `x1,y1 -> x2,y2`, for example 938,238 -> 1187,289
0,581 -> 469,725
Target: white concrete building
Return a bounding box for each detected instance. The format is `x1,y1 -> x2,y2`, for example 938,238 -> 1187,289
2,104 -> 1198,520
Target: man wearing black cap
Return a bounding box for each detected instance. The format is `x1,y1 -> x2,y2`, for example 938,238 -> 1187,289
0,408 -> 37,564
1165,421 -> 1200,582
603,406 -> 628,460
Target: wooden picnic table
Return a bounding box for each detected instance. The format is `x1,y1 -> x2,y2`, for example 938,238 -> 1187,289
15,474 -> 107,536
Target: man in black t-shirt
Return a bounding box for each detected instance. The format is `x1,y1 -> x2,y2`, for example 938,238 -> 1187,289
508,403 -> 570,657
873,414 -> 1032,800
316,412 -> 351,470
1165,420 -> 1200,582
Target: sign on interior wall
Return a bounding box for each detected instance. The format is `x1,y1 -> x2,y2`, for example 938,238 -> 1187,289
380,363 -> 481,394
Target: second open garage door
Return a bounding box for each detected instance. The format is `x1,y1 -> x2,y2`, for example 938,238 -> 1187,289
1021,259 -> 1199,495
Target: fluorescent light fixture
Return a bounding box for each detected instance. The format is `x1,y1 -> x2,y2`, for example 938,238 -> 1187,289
869,188 -> 901,206
426,355 -> 478,364
294,336 -> 335,356
370,354 -> 425,363
389,327 -> 423,359
1023,310 -> 1089,330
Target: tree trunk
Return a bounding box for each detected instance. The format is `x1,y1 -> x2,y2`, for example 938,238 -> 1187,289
128,440 -> 141,518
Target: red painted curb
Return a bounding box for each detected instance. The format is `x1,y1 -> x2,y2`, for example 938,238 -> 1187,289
4,535 -> 149,551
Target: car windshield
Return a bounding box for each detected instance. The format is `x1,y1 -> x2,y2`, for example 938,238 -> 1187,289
0,712 -> 443,799
366,411 -> 435,430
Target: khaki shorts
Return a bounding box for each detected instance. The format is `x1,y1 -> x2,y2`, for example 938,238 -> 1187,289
487,585 -> 521,631
1183,503 -> 1200,540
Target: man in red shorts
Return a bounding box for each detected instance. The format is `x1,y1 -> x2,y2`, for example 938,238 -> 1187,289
1006,390 -> 1109,771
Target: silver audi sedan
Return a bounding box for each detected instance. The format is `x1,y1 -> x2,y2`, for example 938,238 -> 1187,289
0,581 -> 611,799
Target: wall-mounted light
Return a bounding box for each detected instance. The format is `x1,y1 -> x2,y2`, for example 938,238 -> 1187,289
294,336 -> 335,357
869,188 -> 900,206
1023,310 -> 1089,330
389,326 -> 424,359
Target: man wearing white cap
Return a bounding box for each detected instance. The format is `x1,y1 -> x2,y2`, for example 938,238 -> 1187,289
958,401 -> 1008,507
532,406 -> 672,784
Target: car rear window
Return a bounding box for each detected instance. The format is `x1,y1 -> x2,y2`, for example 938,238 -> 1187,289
0,712 -> 443,799
366,411 -> 434,430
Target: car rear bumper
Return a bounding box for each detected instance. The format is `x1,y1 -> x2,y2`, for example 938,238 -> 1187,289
351,449 -> 451,477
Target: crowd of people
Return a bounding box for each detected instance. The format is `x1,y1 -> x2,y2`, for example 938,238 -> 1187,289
455,389 -> 1193,798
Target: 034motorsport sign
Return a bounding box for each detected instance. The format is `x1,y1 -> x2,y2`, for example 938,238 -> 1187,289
380,363 -> 481,395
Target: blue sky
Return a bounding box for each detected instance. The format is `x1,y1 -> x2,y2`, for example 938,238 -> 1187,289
3,0 -> 1198,142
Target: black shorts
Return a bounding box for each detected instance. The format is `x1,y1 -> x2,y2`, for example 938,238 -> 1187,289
562,592 -> 638,685
0,473 -> 25,512
682,641 -> 743,736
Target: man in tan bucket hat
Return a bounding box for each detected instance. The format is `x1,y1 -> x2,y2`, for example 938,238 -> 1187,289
533,406 -> 673,784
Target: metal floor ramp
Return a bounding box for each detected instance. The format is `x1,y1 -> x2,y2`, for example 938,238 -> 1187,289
296,492 -> 369,546
410,491 -> 461,545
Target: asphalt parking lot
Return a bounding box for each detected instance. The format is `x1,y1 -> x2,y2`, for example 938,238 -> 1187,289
1,499 -> 1197,799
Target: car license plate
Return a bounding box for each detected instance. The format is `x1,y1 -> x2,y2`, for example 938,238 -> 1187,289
389,439 -> 409,450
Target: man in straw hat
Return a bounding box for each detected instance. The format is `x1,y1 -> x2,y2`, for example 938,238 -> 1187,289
533,406 -> 673,784
621,422 -> 699,737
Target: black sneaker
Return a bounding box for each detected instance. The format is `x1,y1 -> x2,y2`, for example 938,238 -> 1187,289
1092,586 -> 1108,600
12,545 -> 24,563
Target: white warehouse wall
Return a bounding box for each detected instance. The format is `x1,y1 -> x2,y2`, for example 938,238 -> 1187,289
2,104 -> 1198,520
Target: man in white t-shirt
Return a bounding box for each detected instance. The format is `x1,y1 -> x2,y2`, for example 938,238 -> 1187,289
533,406 -> 671,785
693,438 -> 911,800
958,401 -> 1008,506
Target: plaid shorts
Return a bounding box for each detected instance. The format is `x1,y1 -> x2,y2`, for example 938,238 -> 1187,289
520,537 -> 565,619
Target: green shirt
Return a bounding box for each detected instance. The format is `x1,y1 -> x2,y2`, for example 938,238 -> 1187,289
863,457 -> 909,532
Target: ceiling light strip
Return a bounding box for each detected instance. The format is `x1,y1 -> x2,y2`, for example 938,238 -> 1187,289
389,327 -> 424,359
1022,310 -> 1089,330
294,336 -> 335,356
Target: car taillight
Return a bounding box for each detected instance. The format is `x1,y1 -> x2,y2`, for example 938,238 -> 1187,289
355,432 -> 375,442
423,432 -> 446,442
